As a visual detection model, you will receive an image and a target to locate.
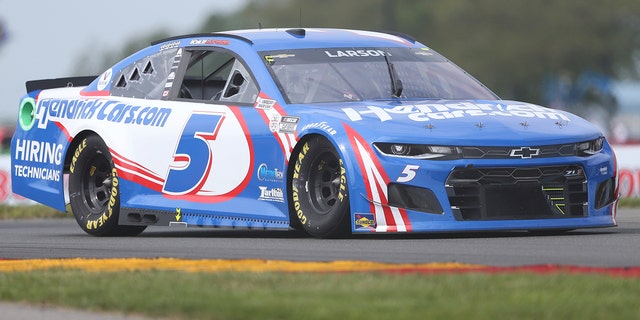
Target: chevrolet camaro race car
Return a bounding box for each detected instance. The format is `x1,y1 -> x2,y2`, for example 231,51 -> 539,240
11,28 -> 619,237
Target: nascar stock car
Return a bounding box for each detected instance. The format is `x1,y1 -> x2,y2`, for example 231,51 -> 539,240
11,28 -> 618,237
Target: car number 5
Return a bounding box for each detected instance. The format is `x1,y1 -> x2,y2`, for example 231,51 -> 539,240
163,113 -> 225,195
397,165 -> 420,183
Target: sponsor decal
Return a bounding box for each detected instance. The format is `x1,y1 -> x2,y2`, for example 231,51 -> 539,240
264,54 -> 295,65
299,121 -> 337,135
268,115 -> 299,133
13,139 -> 63,165
13,165 -> 60,182
342,103 -> 571,122
257,163 -> 284,182
36,98 -> 171,129
189,39 -> 230,45
160,40 -> 180,51
96,68 -> 112,91
258,186 -> 284,203
278,116 -> 299,134
354,213 -> 377,229
163,48 -> 183,98
324,49 -> 388,58
255,97 -> 276,110
12,139 -> 64,182
415,48 -> 434,56
256,92 -> 297,162
600,166 -> 608,175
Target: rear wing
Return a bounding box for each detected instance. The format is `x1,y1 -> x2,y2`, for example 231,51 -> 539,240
25,76 -> 97,93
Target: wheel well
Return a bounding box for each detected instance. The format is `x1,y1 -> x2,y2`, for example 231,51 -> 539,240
286,133 -> 352,237
286,133 -> 346,229
63,130 -> 100,174
287,134 -> 344,181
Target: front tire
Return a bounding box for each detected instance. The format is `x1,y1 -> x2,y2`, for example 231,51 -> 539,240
68,135 -> 146,236
290,136 -> 350,238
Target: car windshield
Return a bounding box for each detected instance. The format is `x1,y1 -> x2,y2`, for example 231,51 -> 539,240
262,47 -> 499,104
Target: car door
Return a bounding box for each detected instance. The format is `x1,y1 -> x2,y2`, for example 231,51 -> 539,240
150,46 -> 291,220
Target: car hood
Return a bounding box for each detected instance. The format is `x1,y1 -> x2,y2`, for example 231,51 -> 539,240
303,99 -> 604,146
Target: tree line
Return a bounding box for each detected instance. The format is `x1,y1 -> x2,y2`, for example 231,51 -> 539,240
79,0 -> 640,105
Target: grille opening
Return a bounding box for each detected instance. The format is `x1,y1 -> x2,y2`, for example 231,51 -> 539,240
484,184 -> 554,219
388,183 -> 444,214
447,165 -> 588,221
595,177 -> 617,209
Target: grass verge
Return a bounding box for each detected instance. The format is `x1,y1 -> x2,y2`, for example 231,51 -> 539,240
620,197 -> 640,208
0,204 -> 68,220
1,269 -> 639,320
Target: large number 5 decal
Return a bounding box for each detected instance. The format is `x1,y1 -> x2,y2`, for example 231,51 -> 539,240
163,113 -> 225,195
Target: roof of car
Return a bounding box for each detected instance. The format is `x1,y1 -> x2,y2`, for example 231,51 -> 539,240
153,28 -> 423,51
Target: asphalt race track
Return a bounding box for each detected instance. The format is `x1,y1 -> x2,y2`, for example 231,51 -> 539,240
1,209 -> 638,267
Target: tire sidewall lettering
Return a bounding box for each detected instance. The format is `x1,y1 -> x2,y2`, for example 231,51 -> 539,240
69,138 -> 87,174
338,159 -> 347,202
292,142 -> 310,225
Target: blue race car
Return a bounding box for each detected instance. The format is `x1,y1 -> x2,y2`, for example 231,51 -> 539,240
11,28 -> 618,237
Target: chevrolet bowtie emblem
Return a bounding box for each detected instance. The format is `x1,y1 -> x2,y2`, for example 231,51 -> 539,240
510,147 -> 540,159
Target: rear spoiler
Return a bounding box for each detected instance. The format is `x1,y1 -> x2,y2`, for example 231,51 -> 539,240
25,76 -> 97,93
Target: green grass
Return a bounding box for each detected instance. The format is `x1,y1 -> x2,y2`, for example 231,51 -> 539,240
0,270 -> 638,320
619,197 -> 640,208
0,204 -> 68,220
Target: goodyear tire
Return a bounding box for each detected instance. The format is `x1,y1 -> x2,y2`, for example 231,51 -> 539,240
68,135 -> 146,236
290,136 -> 350,238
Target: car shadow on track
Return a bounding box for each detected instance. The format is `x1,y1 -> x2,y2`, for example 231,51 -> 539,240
135,227 -> 617,240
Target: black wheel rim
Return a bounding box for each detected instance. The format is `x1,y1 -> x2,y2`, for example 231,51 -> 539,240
80,153 -> 113,214
308,150 -> 342,214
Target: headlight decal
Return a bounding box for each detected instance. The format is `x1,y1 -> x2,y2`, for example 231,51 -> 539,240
374,137 -> 606,160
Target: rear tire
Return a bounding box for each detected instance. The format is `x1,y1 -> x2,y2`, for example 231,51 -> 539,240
290,136 -> 350,238
68,135 -> 146,236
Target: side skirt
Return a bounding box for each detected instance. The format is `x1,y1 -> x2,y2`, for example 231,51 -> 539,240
118,207 -> 290,230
